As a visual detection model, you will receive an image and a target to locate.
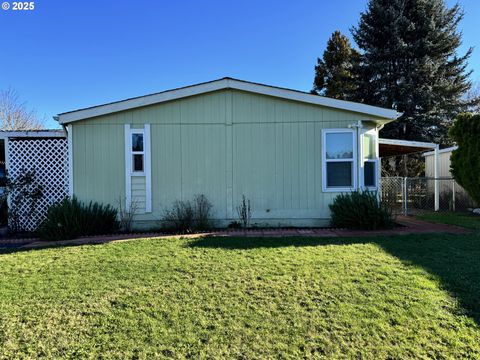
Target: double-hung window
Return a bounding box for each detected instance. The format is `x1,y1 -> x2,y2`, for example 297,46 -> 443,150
131,130 -> 145,174
322,129 -> 357,192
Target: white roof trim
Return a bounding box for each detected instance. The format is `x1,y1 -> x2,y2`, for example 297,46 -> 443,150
379,138 -> 438,150
423,146 -> 458,156
56,78 -> 401,124
0,130 -> 66,139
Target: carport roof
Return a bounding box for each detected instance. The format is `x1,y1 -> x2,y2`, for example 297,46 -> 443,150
379,138 -> 438,157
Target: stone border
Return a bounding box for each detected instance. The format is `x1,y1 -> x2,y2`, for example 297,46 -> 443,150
0,216 -> 470,250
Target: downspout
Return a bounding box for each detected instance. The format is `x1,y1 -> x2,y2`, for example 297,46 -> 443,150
376,124 -> 384,201
357,120 -> 363,191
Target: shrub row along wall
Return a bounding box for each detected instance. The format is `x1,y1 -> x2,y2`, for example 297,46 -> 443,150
8,138 -> 69,231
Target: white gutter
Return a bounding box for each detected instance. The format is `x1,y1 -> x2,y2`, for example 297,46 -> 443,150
423,146 -> 458,156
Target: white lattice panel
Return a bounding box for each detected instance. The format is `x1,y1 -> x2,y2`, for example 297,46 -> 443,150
8,138 -> 68,231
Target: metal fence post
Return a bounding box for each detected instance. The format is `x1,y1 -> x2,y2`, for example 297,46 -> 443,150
434,146 -> 440,211
403,177 -> 408,216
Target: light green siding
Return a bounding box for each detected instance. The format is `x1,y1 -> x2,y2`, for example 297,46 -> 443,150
131,176 -> 146,213
72,123 -> 124,206
71,89 -> 384,228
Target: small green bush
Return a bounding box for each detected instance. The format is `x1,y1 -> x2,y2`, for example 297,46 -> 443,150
329,191 -> 394,230
38,197 -> 119,241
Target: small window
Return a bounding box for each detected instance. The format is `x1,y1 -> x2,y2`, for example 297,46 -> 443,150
362,130 -> 378,189
132,134 -> 144,152
363,133 -> 376,159
323,130 -> 356,191
133,154 -> 144,172
364,160 -> 376,188
131,132 -> 144,173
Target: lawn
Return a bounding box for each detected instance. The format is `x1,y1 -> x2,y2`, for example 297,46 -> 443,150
1,228 -> 480,358
417,211 -> 480,230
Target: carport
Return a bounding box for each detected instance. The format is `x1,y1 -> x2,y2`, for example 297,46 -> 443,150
378,138 -> 440,211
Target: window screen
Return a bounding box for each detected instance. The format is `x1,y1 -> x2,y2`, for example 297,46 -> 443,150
327,162 -> 353,187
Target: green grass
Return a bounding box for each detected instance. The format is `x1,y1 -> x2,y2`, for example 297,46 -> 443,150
417,212 -> 480,230
1,233 -> 480,358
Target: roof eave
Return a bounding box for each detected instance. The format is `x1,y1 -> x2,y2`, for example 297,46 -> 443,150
57,78 -> 401,124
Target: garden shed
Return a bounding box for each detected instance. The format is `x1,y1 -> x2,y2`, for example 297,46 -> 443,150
55,78 -> 401,229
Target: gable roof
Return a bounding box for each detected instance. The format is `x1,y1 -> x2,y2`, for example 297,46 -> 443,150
55,77 -> 401,124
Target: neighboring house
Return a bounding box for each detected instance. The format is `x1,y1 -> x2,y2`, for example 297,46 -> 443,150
424,146 -> 457,178
55,78 -> 400,228
423,146 -> 475,209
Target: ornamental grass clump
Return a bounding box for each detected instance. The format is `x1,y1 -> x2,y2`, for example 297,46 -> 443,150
329,191 -> 394,230
161,194 -> 213,233
38,196 -> 119,241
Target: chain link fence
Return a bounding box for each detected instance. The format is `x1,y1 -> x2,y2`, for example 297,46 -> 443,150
381,177 -> 477,215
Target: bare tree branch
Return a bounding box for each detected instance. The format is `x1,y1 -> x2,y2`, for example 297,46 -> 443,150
0,88 -> 44,130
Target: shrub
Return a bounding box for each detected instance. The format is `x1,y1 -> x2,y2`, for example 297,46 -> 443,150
162,199 -> 195,232
193,194 -> 213,230
37,197 -> 119,241
236,195 -> 252,228
162,194 -> 213,232
449,113 -> 480,204
1,169 -> 43,232
329,191 -> 394,230
117,197 -> 139,233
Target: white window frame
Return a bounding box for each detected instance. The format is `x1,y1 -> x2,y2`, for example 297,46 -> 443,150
124,124 -> 152,213
322,128 -> 357,192
130,129 -> 145,176
360,128 -> 378,191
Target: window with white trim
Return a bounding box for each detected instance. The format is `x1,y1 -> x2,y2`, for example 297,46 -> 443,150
131,130 -> 145,174
124,124 -> 152,213
322,129 -> 356,192
362,131 -> 378,189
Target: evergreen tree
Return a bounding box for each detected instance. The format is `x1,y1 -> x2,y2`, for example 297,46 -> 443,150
351,0 -> 477,145
312,31 -> 360,100
449,113 -> 480,204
